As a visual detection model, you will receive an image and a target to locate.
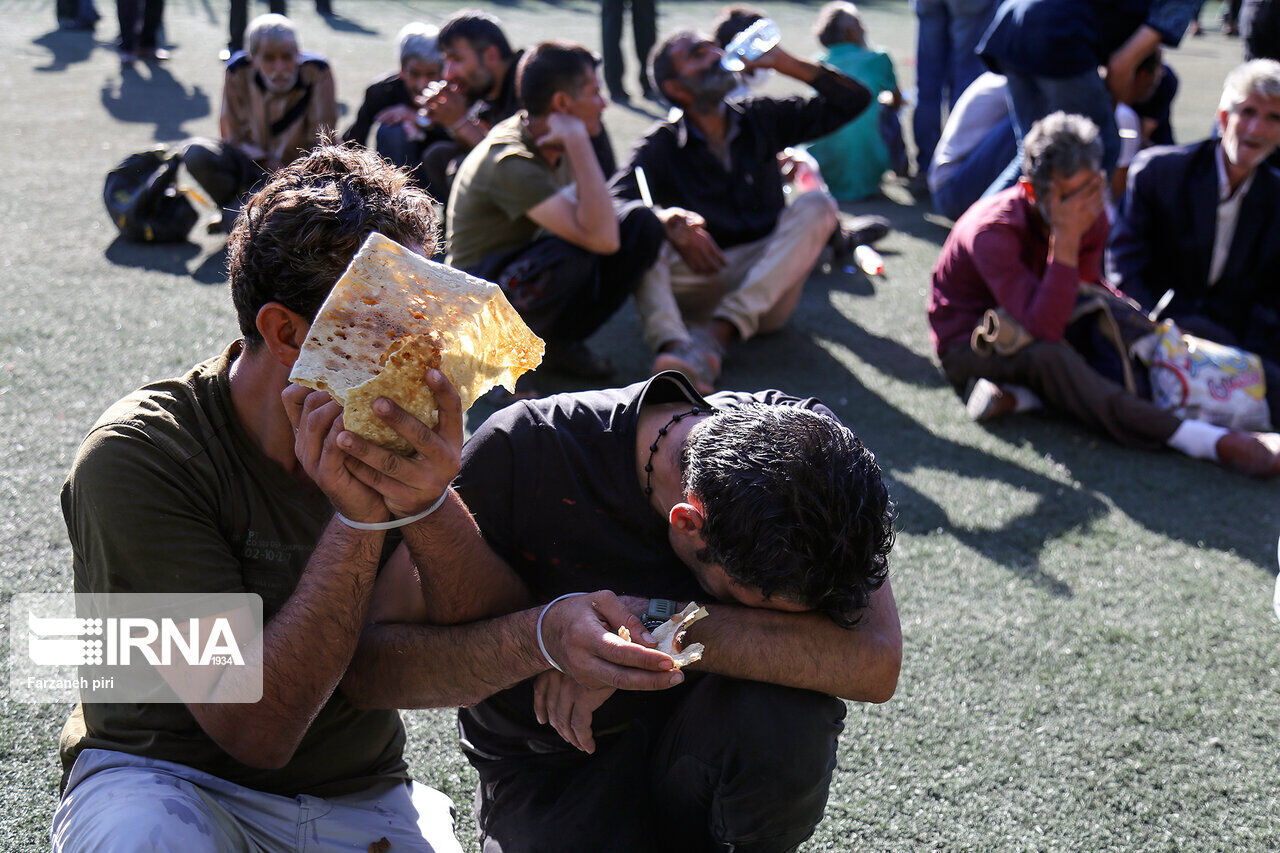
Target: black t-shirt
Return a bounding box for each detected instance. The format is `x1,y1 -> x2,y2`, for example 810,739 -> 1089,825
453,371 -> 831,761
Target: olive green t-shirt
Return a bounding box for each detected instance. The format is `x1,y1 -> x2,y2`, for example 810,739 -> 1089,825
446,112 -> 571,272
58,342 -> 408,798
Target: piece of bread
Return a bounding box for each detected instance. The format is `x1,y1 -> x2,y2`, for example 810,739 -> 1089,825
289,232 -> 544,453
617,602 -> 708,669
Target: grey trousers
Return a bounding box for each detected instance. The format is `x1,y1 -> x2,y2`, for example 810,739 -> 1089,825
52,748 -> 462,852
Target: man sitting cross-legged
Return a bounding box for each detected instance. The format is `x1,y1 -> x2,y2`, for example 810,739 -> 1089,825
1108,59 -> 1280,426
612,29 -> 873,393
929,111 -> 1280,475
183,14 -> 337,231
341,371 -> 902,852
52,144 -> 464,851
446,40 -> 664,379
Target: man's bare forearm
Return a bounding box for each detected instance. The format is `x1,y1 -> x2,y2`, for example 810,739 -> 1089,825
399,491 -> 534,624
684,582 -> 901,702
341,608 -> 548,708
191,517 -> 385,767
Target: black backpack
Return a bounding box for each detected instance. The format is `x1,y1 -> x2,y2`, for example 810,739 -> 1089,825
103,147 -> 199,243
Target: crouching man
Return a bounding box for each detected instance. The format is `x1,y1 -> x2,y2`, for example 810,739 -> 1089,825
342,371 -> 902,852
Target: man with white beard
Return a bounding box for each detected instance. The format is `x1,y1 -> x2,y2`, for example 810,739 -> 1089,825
183,14 -> 338,230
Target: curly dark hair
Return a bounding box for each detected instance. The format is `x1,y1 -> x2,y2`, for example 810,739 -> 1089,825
679,404 -> 894,626
228,142 -> 438,344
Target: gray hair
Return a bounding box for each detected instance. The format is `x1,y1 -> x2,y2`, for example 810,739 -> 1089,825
247,13 -> 297,56
1022,111 -> 1102,199
814,1 -> 861,48
1219,59 -> 1280,112
398,22 -> 441,67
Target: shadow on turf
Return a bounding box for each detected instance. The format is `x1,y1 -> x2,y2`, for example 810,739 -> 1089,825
1008,420 -> 1280,570
100,65 -> 212,142
105,237 -> 228,285
728,328 -> 1096,596
31,28 -> 98,73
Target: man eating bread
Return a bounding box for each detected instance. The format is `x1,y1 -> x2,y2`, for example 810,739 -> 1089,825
344,373 -> 902,852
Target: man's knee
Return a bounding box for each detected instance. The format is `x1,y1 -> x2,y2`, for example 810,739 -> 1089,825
53,766 -> 238,853
180,138 -> 221,178
785,189 -> 840,234
665,677 -> 844,795
617,200 -> 666,258
657,678 -> 845,848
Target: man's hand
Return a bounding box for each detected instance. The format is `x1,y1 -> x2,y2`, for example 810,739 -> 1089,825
330,369 -> 465,519
535,112 -> 590,158
532,670 -> 616,753
539,590 -> 683,690
425,82 -> 469,128
1044,171 -> 1105,249
375,104 -> 418,128
282,385 -> 389,524
659,207 -> 726,274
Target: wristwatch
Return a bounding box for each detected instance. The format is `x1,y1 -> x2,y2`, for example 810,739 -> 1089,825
641,598 -> 679,631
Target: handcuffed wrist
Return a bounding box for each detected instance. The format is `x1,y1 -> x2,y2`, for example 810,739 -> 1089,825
335,489 -> 449,531
536,592 -> 586,673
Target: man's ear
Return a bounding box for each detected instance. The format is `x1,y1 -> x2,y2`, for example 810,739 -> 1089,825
548,89 -> 572,115
668,498 -> 706,534
255,303 -> 310,368
1217,108 -> 1230,137
483,43 -> 501,70
1019,177 -> 1037,204
661,78 -> 688,107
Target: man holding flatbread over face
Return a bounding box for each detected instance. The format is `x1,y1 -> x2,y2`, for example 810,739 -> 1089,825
344,374 -> 903,852
54,143 -> 671,850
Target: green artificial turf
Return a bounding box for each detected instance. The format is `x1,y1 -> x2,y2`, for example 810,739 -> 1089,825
2,0 -> 1277,849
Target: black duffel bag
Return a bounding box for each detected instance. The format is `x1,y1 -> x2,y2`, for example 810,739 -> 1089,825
103,147 -> 198,243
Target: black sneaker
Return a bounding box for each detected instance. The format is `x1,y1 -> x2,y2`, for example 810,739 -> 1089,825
842,215 -> 892,248
543,341 -> 615,380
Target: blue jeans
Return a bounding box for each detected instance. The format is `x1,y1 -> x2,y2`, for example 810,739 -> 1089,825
911,0 -> 997,170
931,113 -> 1017,220
984,67 -> 1120,198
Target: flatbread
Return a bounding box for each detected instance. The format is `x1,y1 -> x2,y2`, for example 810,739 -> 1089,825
289,232 -> 544,453
617,602 -> 708,669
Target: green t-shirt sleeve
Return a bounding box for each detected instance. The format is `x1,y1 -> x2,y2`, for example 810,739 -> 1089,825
488,150 -> 562,220
62,424 -> 246,596
873,51 -> 897,93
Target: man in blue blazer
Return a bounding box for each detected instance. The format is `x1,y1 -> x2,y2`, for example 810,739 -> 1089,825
1108,59 -> 1280,421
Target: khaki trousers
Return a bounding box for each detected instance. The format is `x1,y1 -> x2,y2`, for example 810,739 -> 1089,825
636,189 -> 838,350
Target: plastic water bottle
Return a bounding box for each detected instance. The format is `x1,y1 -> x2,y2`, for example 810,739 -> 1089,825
721,19 -> 781,72
854,245 -> 884,276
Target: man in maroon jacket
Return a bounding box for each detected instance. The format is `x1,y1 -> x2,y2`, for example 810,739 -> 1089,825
927,111 -> 1280,475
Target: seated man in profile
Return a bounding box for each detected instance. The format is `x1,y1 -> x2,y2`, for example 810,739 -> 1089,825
929,111 -> 1280,475
342,371 -> 902,852
446,41 -> 664,379
183,14 -> 337,230
343,22 -> 452,201
612,29 -> 872,392
1108,59 -> 1280,424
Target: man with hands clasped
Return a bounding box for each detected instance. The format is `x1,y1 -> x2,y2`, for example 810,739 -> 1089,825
346,372 -> 902,852
53,145 -> 464,851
